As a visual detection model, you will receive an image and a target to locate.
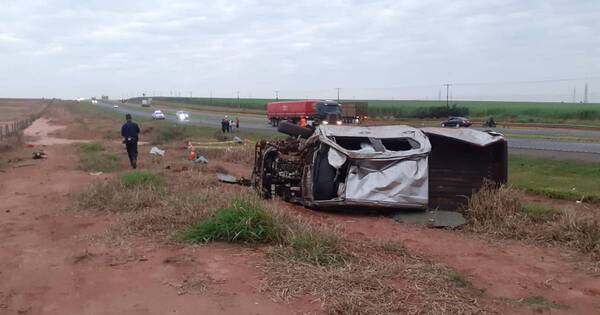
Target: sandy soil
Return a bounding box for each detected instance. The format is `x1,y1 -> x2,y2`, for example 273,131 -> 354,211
23,118 -> 89,146
0,117 -> 315,314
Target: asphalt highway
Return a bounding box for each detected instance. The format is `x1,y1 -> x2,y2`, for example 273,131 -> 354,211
96,100 -> 600,155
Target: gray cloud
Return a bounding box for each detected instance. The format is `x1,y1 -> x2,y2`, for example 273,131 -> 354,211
0,0 -> 599,101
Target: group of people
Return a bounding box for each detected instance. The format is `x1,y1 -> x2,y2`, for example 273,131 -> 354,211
221,116 -> 240,133
120,113 -> 243,170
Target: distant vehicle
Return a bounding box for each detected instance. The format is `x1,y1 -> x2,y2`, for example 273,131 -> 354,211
152,110 -> 166,120
141,99 -> 152,107
266,100 -> 342,126
91,99 -> 98,104
441,117 -> 471,127
101,95 -> 109,100
176,110 -> 189,121
340,102 -> 368,124
113,104 -> 119,108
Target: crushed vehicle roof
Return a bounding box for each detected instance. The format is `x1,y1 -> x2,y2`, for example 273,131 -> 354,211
315,125 -> 431,160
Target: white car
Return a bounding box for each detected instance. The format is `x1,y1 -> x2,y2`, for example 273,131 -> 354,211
152,110 -> 166,120
176,110 -> 189,121
113,104 -> 119,108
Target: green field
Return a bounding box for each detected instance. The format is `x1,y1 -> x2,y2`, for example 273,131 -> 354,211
509,155 -> 600,203
132,97 -> 600,123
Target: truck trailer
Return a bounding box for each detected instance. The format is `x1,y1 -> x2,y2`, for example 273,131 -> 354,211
340,102 -> 368,124
266,100 -> 342,126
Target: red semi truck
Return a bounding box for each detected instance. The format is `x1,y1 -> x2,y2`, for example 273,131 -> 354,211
266,100 -> 343,126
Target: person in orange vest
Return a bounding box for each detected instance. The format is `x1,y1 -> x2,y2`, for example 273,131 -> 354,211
299,116 -> 307,127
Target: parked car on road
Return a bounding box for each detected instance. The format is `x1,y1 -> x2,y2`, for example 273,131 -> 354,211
176,110 -> 189,121
441,117 -> 471,127
152,110 -> 166,120
113,104 -> 119,108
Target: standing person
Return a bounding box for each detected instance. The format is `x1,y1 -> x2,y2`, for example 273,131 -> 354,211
221,116 -> 228,133
300,116 -> 307,127
229,119 -> 234,132
235,117 -> 240,130
121,113 -> 140,169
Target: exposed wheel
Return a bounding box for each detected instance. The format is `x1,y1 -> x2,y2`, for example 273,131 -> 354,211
441,123 -> 446,127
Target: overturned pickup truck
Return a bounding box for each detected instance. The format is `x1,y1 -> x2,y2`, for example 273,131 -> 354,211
252,122 -> 507,211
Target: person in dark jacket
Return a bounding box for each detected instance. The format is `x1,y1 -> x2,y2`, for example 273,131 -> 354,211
121,113 -> 140,168
221,116 -> 230,133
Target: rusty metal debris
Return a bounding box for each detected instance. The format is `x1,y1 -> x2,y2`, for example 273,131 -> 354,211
216,172 -> 251,186
251,121 -> 507,212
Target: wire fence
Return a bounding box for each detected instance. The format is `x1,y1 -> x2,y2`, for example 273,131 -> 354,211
0,116 -> 39,142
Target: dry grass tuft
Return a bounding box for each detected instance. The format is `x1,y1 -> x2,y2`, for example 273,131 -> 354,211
465,184 -> 600,258
261,240 -> 487,315
199,145 -> 255,166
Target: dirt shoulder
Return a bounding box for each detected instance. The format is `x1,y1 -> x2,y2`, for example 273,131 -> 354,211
0,109 -> 314,314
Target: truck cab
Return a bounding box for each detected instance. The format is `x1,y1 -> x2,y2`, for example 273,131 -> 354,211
314,101 -> 342,126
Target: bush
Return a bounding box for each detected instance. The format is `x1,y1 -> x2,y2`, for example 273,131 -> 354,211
180,195 -> 347,265
121,171 -> 163,188
181,199 -> 283,243
465,184 -> 600,258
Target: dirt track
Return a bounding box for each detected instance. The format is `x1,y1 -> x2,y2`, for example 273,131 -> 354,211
1,108 -> 599,314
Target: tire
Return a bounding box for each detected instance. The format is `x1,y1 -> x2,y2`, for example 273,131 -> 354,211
277,121 -> 314,139
441,123 -> 446,127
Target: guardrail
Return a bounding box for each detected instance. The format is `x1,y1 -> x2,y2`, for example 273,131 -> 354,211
0,116 -> 38,142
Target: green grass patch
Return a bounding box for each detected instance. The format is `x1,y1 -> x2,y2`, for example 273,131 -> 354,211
77,142 -> 119,172
180,196 -> 347,266
509,155 -> 600,203
121,171 -> 163,188
521,203 -> 559,222
181,199 -> 282,243
79,143 -> 104,153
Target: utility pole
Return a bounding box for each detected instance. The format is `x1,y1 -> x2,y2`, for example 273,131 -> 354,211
584,82 -> 589,103
336,88 -> 340,102
573,87 -> 577,103
274,90 -> 279,100
443,83 -> 451,108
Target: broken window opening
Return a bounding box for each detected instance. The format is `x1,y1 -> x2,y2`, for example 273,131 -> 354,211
332,136 -> 419,152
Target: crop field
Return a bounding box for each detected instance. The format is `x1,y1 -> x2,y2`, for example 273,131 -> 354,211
133,97 -> 600,123
0,99 -> 48,122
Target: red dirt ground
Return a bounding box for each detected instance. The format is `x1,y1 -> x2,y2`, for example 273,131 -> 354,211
282,204 -> 600,314
0,120 -> 315,314
1,110 -> 599,314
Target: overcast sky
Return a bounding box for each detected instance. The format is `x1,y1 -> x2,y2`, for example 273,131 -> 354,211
1,0 -> 599,101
